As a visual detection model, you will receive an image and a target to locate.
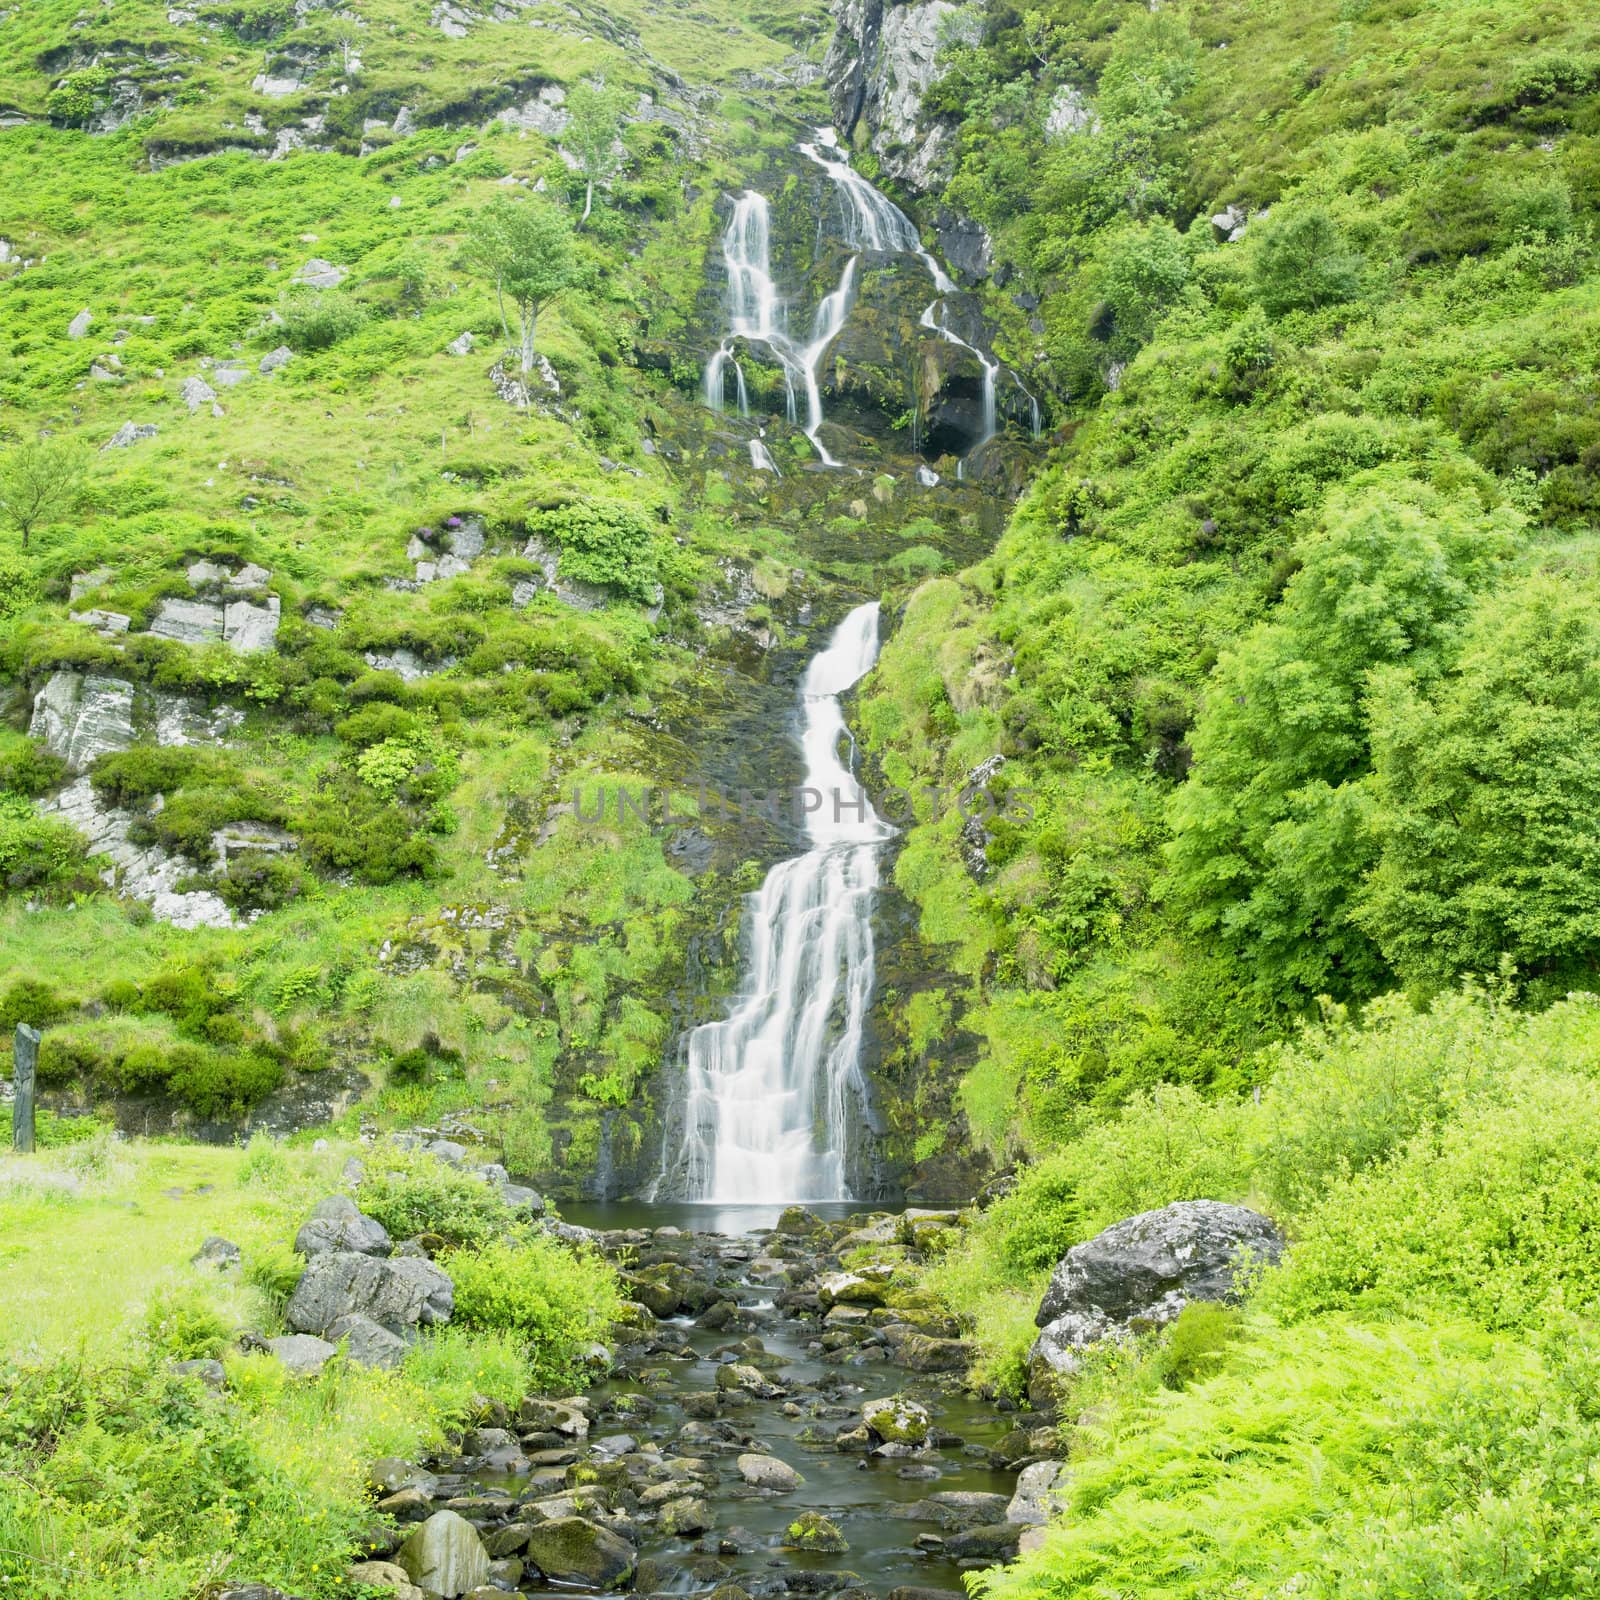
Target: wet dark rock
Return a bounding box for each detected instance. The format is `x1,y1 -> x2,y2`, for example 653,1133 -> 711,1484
944,1523 -> 1022,1560
658,1495 -> 716,1535
782,1511 -> 848,1553
888,1332 -> 971,1373
523,1516 -> 637,1588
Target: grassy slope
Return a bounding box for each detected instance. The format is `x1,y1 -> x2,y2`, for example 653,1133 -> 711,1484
0,0 -> 856,1176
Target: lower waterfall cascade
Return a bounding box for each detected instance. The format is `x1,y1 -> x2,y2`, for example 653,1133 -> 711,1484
664,602 -> 892,1203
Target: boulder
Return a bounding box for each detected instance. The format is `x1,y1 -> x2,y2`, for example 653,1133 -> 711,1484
149,597 -> 225,645
180,375 -> 217,413
522,1516 -> 636,1588
397,1510 -> 489,1598
295,1196 -> 392,1258
266,1333 -> 339,1377
946,1523 -> 1022,1560
259,346 -> 293,374
223,596 -> 281,654
446,331 -> 476,356
1006,1460 -> 1069,1526
735,1453 -> 801,1491
892,1331 -> 971,1373
293,258 -> 347,289
285,1250 -> 453,1338
347,1561 -> 425,1600
657,1496 -> 714,1536
863,1395 -> 929,1445
817,1270 -> 886,1309
68,308 -> 93,339
327,1313 -> 409,1370
782,1511 -> 848,1553
1032,1200 -> 1284,1374
102,420 -> 157,450
370,1458 -> 441,1498
192,1235 -> 241,1270
171,1357 -> 226,1388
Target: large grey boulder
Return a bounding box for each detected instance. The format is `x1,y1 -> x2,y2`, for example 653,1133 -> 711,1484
180,375 -> 217,413
295,1195 -> 392,1258
29,672 -> 135,770
293,258 -> 347,289
285,1250 -> 453,1338
736,1453 -> 802,1491
397,1510 -> 489,1597
1031,1200 -> 1284,1375
522,1517 -> 636,1588
267,1333 -> 339,1377
327,1313 -> 409,1371
67,308 -> 93,339
1006,1460 -> 1070,1526
102,420 -> 158,450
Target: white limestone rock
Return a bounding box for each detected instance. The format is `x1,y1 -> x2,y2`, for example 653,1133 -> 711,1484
149,597 -> 225,645
102,420 -> 158,450
28,673 -> 135,770
223,596 -> 281,654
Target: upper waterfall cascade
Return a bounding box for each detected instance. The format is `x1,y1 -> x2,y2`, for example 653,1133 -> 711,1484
704,128 -> 1034,474
666,602 -> 892,1203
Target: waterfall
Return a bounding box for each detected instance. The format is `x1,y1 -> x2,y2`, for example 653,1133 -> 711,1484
799,129 -> 954,293
920,299 -> 998,475
748,437 -> 780,474
703,188 -> 858,465
672,602 -> 891,1203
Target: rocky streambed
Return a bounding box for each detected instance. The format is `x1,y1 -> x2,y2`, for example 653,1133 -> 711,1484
354,1205 -> 1067,1600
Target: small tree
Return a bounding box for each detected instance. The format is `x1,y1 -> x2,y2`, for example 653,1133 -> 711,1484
0,439 -> 88,550
563,79 -> 632,227
464,196 -> 577,381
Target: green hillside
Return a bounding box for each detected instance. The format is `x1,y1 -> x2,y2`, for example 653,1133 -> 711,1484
3,0 -> 1600,1595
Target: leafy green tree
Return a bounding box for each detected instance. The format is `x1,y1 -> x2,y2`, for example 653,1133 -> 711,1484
563,79 -> 632,227
1252,205 -> 1363,316
1359,572 -> 1600,993
1165,479 -> 1517,1000
463,196 -> 576,381
1098,223 -> 1190,358
0,438 -> 88,550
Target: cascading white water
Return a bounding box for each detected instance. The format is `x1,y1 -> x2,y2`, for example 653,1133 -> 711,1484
673,602 -> 892,1202
920,298 -> 997,476
704,188 -> 858,466
799,129 -> 954,292
748,437 -> 780,474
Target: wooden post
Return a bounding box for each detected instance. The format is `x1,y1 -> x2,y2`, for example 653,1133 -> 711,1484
12,1023 -> 38,1154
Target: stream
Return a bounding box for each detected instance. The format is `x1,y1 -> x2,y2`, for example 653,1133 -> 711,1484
408,1204 -> 1044,1600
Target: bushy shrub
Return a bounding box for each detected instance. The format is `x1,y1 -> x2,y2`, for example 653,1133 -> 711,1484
446,1234 -> 621,1388
0,977 -> 72,1034
356,1150 -> 511,1246
526,500 -> 668,605
278,287 -> 368,351
1267,1066 -> 1600,1329
1252,205 -> 1363,315
0,737 -> 66,797
163,1047 -> 283,1121
0,799 -> 93,893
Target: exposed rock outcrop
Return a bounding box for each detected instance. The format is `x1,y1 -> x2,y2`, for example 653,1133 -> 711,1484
824,0 -> 982,194
1031,1200 -> 1285,1378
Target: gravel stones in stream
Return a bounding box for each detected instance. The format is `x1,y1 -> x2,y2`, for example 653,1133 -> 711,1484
352,1208 -> 1056,1600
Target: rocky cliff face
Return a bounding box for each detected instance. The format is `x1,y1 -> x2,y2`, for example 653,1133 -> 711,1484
824,0 -> 981,198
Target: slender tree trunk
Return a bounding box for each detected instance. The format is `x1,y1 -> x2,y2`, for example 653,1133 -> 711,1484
581,178 -> 594,226
520,304 -> 536,376
495,275 -> 513,351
